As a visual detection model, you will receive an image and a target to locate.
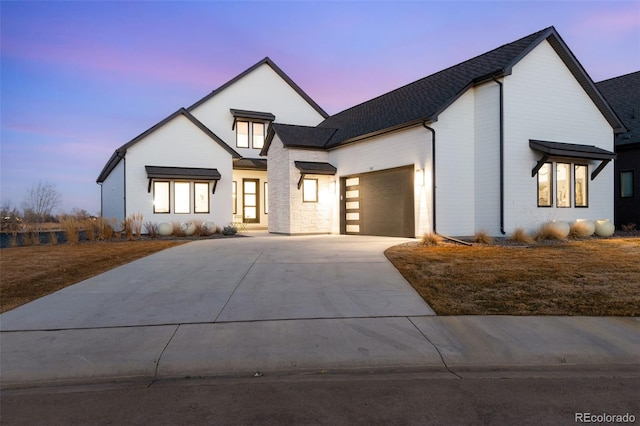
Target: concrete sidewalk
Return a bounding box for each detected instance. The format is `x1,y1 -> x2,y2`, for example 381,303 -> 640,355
1,235 -> 639,388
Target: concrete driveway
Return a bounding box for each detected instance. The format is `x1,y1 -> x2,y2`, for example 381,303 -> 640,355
2,234 -> 638,387
0,234 -> 434,331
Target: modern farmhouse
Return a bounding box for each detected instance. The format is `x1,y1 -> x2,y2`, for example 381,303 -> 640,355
97,27 -> 626,237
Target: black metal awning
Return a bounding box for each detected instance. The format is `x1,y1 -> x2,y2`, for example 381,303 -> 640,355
294,161 -> 337,189
145,166 -> 222,193
529,140 -> 616,180
230,109 -> 275,130
233,158 -> 268,171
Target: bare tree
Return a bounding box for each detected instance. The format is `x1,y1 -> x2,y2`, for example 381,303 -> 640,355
21,181 -> 62,223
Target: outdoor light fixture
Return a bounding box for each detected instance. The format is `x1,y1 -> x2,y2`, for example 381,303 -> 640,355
416,169 -> 425,187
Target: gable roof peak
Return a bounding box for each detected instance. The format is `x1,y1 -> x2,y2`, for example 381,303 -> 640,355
187,56 -> 328,118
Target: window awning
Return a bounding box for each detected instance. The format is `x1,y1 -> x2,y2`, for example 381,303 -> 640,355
294,161 -> 337,189
230,109 -> 275,130
233,158 -> 268,171
145,166 -> 222,193
529,140 -> 616,180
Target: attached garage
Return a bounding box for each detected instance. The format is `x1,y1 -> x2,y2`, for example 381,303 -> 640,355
340,165 -> 415,238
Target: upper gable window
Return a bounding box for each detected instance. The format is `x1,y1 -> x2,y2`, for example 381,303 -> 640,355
236,120 -> 266,149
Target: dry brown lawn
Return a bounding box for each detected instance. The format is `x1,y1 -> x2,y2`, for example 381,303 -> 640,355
0,240 -> 185,313
385,238 -> 640,316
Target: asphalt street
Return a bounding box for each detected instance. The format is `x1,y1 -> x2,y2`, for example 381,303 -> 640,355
2,371 -> 638,425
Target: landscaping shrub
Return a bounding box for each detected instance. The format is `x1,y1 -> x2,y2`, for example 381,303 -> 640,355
622,223 -> 637,232
172,221 -> 185,237
474,230 -> 493,244
569,221 -> 594,239
97,217 -> 115,240
421,232 -> 441,246
61,217 -> 80,244
510,227 -> 534,244
535,223 -> 567,241
144,221 -> 159,238
222,225 -> 237,236
84,219 -> 96,241
49,230 -> 58,245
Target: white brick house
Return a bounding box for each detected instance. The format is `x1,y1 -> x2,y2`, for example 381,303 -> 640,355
98,27 -> 625,237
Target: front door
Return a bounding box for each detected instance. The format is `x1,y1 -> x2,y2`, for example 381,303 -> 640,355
243,179 -> 259,223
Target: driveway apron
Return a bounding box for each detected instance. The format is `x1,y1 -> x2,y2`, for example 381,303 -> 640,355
0,235 -> 434,331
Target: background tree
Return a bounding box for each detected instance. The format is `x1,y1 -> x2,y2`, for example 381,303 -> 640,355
21,181 -> 62,223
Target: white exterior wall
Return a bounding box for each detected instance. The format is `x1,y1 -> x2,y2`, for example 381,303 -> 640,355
503,40 -> 615,233
432,89 -> 476,236
328,126 -> 432,235
232,169 -> 268,229
100,158 -> 125,224
190,63 -> 326,160
474,82 -> 501,235
124,114 -> 234,228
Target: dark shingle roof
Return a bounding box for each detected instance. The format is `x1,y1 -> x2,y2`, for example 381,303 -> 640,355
294,161 -> 337,175
145,166 -> 222,180
316,26 -> 625,148
267,123 -> 337,149
233,158 -> 268,171
529,140 -> 616,160
596,71 -> 640,147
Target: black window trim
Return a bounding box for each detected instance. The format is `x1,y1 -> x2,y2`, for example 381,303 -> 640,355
194,181 -> 210,214
153,180 -> 171,214
302,178 -> 319,203
537,162 -> 553,208
574,164 -> 589,208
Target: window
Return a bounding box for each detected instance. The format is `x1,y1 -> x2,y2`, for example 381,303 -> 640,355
236,120 -> 266,149
243,179 -> 259,223
153,181 -> 170,213
174,182 -> 190,214
621,171 -> 634,198
194,182 -> 209,213
537,163 -> 552,207
556,163 -> 571,208
236,121 -> 249,148
264,182 -> 268,214
253,123 -> 265,149
302,179 -> 318,203
232,181 -> 237,214
574,165 -> 588,207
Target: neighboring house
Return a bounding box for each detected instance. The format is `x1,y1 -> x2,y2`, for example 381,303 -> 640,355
596,72 -> 640,228
98,26 -> 626,237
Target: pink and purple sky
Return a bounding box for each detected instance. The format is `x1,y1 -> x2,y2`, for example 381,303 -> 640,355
2,1 -> 639,215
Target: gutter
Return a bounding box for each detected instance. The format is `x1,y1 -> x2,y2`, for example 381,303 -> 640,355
422,122 -> 437,234
492,77 -> 506,235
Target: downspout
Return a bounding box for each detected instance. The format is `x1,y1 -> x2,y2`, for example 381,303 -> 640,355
492,77 -> 506,235
422,122 -> 436,233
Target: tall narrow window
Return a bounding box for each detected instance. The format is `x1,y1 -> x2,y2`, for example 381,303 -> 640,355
174,182 -> 190,214
621,171 -> 634,198
194,182 -> 209,213
264,182 -> 268,214
243,179 -> 259,223
303,179 -> 318,203
556,163 -> 571,208
537,163 -> 552,207
574,165 -> 588,207
252,123 -> 265,149
153,181 -> 170,213
236,121 -> 249,148
232,181 -> 237,214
